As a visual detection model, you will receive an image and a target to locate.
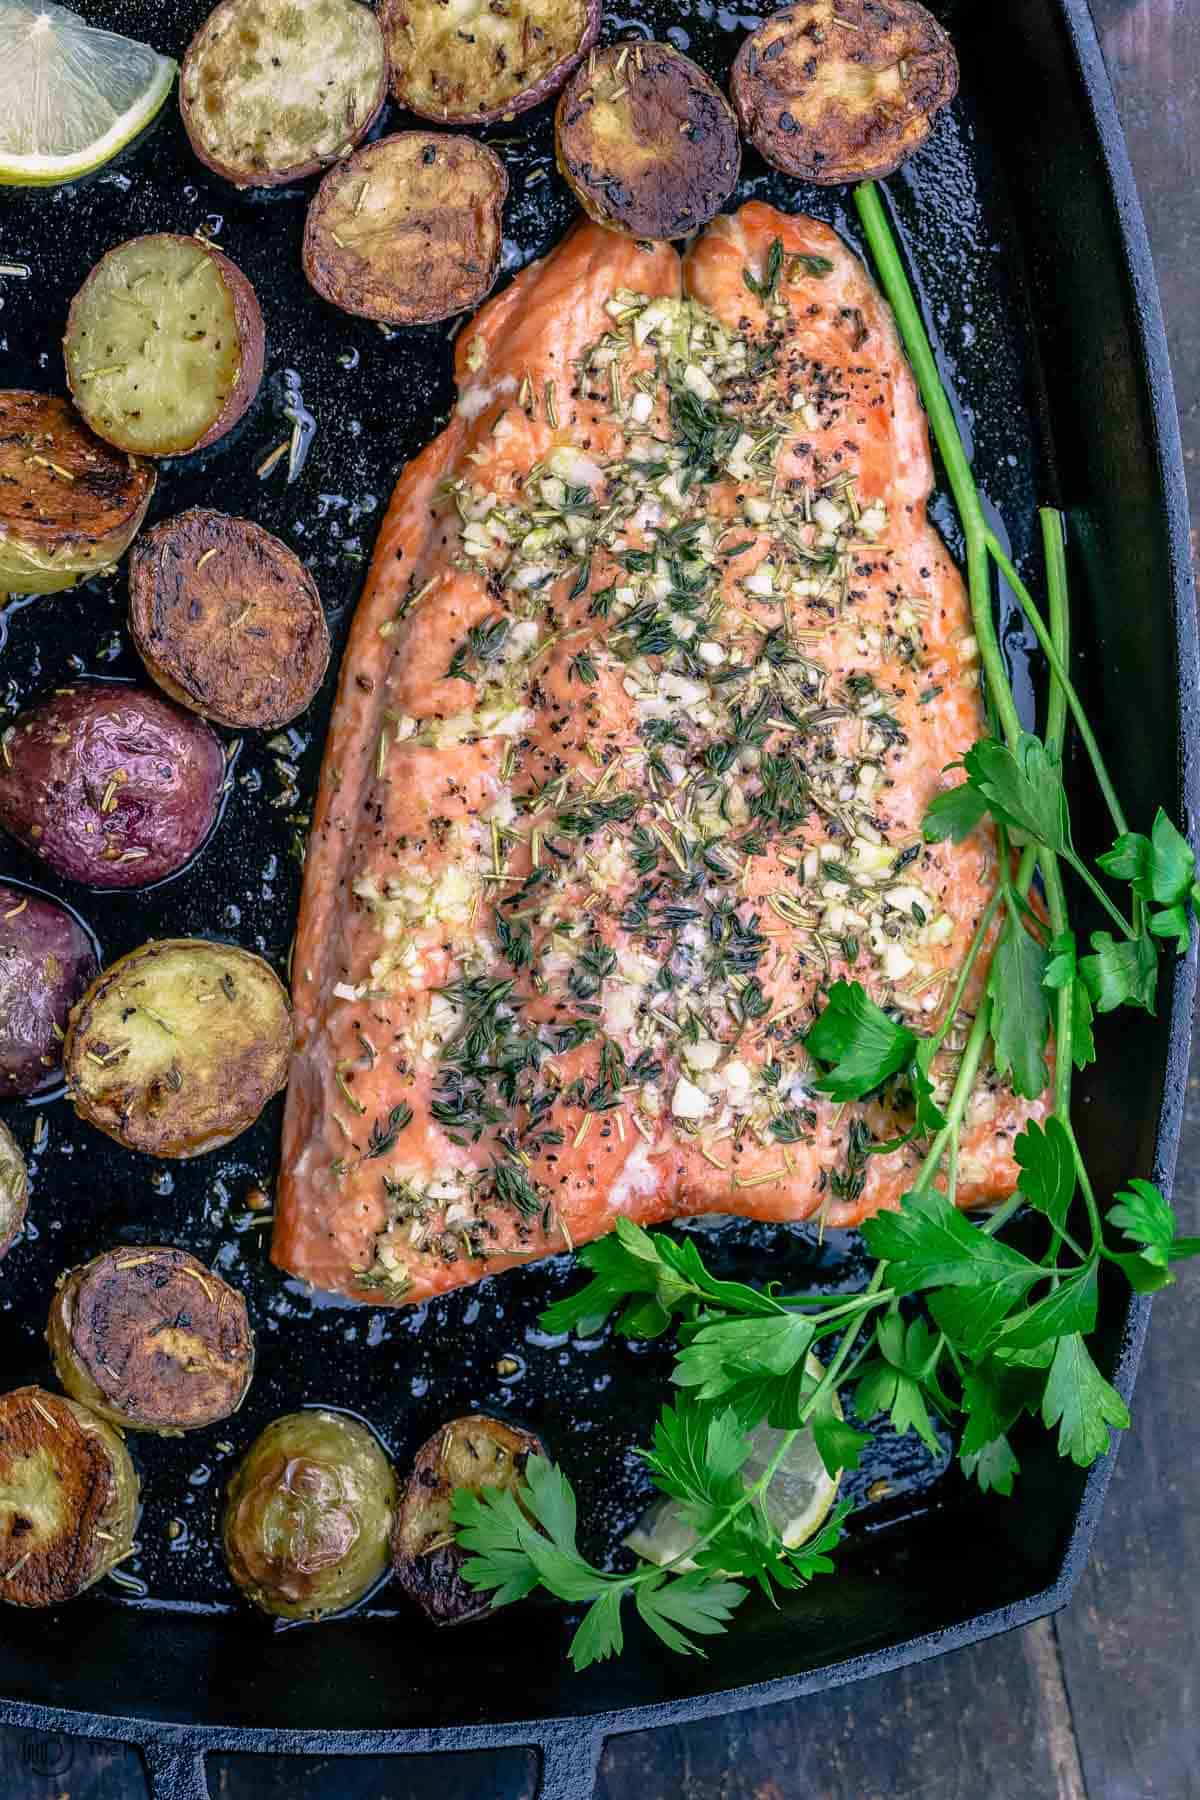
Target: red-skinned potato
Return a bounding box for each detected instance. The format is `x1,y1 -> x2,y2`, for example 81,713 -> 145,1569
64,236 -> 265,458
0,683 -> 224,889
379,0 -> 599,126
0,885 -> 98,1099
180,0 -> 387,188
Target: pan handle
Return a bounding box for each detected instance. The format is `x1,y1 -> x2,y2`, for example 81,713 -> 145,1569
534,1723 -> 605,1799
141,1743 -> 210,1800
137,1729 -> 603,1797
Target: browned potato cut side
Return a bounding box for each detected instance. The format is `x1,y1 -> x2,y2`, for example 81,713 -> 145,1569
64,235 -> 265,457
303,134 -> 507,327
128,509 -> 330,730
0,1122 -> 28,1262
556,42 -> 740,241
730,0 -> 959,185
64,938 -> 292,1159
0,1387 -> 139,1608
224,1410 -> 397,1619
379,0 -> 599,125
392,1414 -> 543,1625
180,0 -> 387,188
47,1246 -> 254,1434
0,392 -> 155,597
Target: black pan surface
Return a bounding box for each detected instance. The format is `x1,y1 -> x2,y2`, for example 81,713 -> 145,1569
0,0 -> 1194,1794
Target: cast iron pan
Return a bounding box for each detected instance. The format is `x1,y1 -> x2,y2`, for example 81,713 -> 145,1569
0,0 -> 1193,1795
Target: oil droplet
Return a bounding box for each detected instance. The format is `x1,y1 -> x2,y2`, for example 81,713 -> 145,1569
150,1169 -> 175,1196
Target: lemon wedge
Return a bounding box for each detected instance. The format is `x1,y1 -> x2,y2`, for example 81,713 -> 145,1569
626,1356 -> 843,1570
0,1 -> 176,187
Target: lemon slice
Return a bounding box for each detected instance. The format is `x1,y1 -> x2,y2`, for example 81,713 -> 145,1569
627,1357 -> 843,1570
0,1 -> 176,187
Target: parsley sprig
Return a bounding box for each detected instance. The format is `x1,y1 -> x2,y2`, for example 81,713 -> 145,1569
449,181 -> 1199,1673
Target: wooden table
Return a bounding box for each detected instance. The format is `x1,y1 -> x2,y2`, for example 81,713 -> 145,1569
3,2 -> 1196,1793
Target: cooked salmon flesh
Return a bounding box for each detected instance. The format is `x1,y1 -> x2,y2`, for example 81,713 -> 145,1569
273,203 -> 1047,1306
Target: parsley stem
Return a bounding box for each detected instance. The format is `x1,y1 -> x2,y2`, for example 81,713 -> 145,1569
1060,850 -> 1136,939
987,525 -> 1129,838
1040,509 -> 1077,1115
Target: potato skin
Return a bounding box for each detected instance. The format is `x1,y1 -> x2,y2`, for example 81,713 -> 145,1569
556,42 -> 740,241
0,683 -> 224,888
0,885 -> 98,1099
224,1410 -> 397,1619
64,235 -> 265,458
128,510 -> 330,731
0,1121 -> 28,1262
64,938 -> 293,1159
730,0 -> 959,185
392,1414 -> 544,1626
303,134 -> 508,328
180,0 -> 387,189
379,0 -> 599,126
47,1245 -> 254,1435
0,1386 -> 139,1608
0,392 -> 154,597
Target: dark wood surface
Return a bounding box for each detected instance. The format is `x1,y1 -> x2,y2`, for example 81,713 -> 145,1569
4,1 -> 1197,1794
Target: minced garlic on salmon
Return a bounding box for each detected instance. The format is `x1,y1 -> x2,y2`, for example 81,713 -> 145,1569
273,203 -> 1049,1307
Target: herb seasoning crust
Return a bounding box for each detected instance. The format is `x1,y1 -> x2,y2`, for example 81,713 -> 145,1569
274,204 -> 1050,1306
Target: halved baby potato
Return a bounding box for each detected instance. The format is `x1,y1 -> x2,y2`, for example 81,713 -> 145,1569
64,938 -> 292,1159
379,0 -> 598,126
0,1386 -> 139,1608
0,392 -> 155,597
129,509 -> 330,730
64,235 -> 265,458
730,0 -> 959,185
181,0 -> 387,188
0,1122 -> 28,1263
555,42 -> 740,240
392,1413 -> 544,1626
224,1410 -> 397,1620
303,133 -> 507,327
47,1245 -> 255,1435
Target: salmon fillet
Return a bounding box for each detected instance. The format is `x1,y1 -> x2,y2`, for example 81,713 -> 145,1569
274,202 -> 1047,1306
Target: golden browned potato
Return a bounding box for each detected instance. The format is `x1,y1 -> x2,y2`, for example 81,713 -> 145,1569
0,392 -> 155,597
64,938 -> 292,1159
64,235 -> 265,458
730,0 -> 959,185
303,133 -> 508,327
128,509 -> 330,730
0,1386 -> 139,1608
180,0 -> 387,188
224,1410 -> 397,1619
392,1414 -> 544,1626
379,0 -> 598,126
47,1245 -> 254,1434
0,1121 -> 27,1262
555,42 -> 740,240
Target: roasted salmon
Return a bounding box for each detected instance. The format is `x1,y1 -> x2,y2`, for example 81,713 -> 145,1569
273,203 -> 1047,1306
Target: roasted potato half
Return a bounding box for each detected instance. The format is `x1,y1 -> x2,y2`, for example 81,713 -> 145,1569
64,235 -> 265,458
392,1414 -> 544,1626
303,134 -> 507,327
0,884 -> 98,1099
48,1245 -> 254,1435
0,1122 -> 28,1263
0,392 -> 154,597
730,0 -> 959,185
64,938 -> 292,1159
379,0 -> 598,126
181,0 -> 387,188
224,1410 -> 397,1619
0,683 -> 224,888
555,42 -> 740,240
0,1386 -> 139,1608
128,509 -> 330,730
